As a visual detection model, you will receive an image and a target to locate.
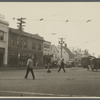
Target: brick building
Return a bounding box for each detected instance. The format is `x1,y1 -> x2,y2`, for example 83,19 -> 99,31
8,28 -> 44,68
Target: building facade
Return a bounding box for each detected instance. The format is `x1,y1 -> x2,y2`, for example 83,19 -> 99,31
0,20 -> 9,67
43,41 -> 51,55
57,44 -> 74,64
43,41 -> 51,66
57,46 -> 69,64
50,45 -> 59,62
8,28 -> 44,68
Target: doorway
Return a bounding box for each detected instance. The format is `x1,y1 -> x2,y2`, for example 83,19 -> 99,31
0,53 -> 3,67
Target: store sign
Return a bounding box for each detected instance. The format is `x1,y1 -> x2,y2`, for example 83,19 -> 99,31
0,14 -> 5,20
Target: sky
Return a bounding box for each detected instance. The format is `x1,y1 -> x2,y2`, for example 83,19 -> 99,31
0,2 -> 100,57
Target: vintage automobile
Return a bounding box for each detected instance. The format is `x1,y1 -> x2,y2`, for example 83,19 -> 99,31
66,61 -> 75,68
90,58 -> 100,71
81,57 -> 91,68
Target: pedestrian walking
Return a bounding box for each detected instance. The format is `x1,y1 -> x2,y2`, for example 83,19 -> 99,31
47,65 -> 51,73
72,61 -> 75,68
24,55 -> 35,79
58,59 -> 66,72
47,54 -> 51,73
57,57 -> 61,68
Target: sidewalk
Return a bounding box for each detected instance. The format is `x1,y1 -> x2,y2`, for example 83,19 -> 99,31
0,66 -> 46,71
0,67 -> 25,71
0,66 -> 84,72
0,66 -> 57,71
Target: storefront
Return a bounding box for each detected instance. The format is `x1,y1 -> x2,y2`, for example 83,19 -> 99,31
0,48 -> 5,67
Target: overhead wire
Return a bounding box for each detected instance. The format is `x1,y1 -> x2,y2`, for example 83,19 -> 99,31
5,16 -> 100,23
11,16 -> 79,22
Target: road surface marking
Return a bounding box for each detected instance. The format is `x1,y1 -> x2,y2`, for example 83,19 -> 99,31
0,90 -> 70,97
0,90 -> 96,97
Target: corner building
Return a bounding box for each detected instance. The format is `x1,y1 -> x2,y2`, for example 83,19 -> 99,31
8,28 -> 44,68
0,20 -> 9,67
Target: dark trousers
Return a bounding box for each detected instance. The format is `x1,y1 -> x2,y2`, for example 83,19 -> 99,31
58,67 -> 66,72
25,68 -> 35,79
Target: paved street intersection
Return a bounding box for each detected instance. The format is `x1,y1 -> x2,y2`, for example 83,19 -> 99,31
0,67 -> 100,97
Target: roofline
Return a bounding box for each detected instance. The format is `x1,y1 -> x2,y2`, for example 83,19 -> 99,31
44,40 -> 51,43
51,45 -> 59,52
9,27 -> 44,41
0,20 -> 9,26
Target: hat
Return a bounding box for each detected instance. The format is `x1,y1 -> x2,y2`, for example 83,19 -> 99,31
62,59 -> 64,60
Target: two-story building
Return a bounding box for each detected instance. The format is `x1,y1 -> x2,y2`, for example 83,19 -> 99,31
8,28 -> 44,68
43,41 -> 51,66
43,41 -> 51,55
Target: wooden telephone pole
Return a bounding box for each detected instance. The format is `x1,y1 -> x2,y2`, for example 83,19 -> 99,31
17,17 -> 26,32
58,38 -> 65,58
16,17 -> 26,67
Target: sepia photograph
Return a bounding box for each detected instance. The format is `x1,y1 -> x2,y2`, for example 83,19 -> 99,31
0,2 -> 100,98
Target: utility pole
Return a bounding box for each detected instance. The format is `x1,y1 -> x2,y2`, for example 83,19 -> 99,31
58,38 -> 65,58
16,17 -> 26,47
17,17 -> 26,34
16,17 -> 26,67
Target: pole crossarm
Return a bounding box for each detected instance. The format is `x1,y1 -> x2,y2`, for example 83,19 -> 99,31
58,37 -> 65,58
17,17 -> 26,31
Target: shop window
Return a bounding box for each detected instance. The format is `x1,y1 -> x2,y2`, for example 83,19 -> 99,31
32,43 -> 36,49
20,39 -> 22,47
0,31 -> 4,40
12,39 -> 14,46
38,43 -> 41,50
17,39 -> 23,48
17,40 -> 20,47
24,41 -> 27,48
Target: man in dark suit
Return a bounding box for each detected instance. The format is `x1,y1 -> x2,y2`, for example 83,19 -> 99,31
58,59 -> 66,72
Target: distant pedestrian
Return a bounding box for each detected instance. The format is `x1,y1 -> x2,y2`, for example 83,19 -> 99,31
47,65 -> 51,73
24,55 -> 35,79
58,59 -> 66,72
72,61 -> 75,68
57,58 -> 61,68
47,54 -> 51,73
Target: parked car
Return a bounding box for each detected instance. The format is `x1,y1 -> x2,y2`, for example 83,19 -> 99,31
66,61 -> 75,68
81,57 -> 90,68
89,58 -> 100,71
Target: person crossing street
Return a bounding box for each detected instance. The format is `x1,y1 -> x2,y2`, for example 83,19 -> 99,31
24,55 -> 35,80
58,59 -> 66,72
